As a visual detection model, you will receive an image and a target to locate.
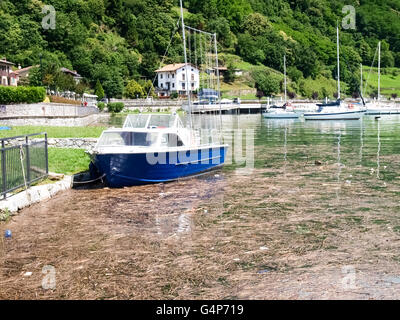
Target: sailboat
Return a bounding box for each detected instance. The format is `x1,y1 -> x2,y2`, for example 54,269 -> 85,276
263,55 -> 300,119
304,25 -> 365,121
89,1 -> 228,187
365,42 -> 400,115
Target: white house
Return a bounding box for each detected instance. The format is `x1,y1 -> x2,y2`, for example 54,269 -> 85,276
155,63 -> 199,97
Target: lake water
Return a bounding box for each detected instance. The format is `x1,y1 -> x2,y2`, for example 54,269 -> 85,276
2,114 -> 400,299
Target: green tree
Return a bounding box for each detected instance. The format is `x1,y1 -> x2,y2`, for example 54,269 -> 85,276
28,67 -> 43,87
223,64 -> 236,83
125,79 -> 144,99
94,80 -> 105,100
103,75 -> 124,99
251,68 -> 280,97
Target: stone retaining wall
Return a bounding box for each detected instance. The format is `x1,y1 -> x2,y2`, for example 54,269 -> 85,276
4,138 -> 99,152
0,103 -> 99,118
0,114 -> 110,127
47,138 -> 98,152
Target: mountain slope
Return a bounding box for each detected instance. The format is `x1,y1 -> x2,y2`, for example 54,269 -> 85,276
0,0 -> 399,98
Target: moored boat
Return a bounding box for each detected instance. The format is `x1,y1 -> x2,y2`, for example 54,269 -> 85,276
303,25 -> 365,121
263,55 -> 300,119
90,114 -> 227,187
263,103 -> 300,119
304,100 -> 365,120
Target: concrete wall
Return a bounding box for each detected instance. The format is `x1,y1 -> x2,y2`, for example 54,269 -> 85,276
0,175 -> 73,213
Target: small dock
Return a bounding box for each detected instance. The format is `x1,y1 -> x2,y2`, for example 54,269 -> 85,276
190,103 -> 265,114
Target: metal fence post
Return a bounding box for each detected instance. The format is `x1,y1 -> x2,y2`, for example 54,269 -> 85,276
25,136 -> 31,187
1,140 -> 6,199
45,133 -> 49,174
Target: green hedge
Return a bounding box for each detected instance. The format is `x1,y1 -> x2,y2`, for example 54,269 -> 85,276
107,102 -> 125,113
0,86 -> 46,104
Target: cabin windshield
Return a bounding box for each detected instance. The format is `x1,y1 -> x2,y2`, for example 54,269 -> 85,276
98,132 -> 159,147
123,114 -> 183,129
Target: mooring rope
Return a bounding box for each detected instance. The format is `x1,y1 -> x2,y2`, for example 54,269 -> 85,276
19,145 -> 28,190
73,173 -> 106,185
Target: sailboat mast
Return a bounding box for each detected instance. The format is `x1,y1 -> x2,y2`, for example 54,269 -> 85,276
337,23 -> 341,100
179,0 -> 193,129
378,41 -> 381,103
284,54 -> 287,104
214,33 -> 223,141
360,63 -> 363,95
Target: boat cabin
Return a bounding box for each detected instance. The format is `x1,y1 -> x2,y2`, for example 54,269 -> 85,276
95,114 -> 191,151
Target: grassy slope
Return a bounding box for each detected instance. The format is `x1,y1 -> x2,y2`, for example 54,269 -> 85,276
0,126 -> 106,139
363,67 -> 400,97
48,148 -> 91,175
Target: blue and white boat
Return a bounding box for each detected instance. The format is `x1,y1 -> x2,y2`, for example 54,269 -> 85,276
90,114 -> 228,187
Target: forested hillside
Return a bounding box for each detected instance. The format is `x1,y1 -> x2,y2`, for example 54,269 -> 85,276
1,0 -> 399,98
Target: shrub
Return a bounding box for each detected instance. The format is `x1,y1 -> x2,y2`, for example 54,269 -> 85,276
170,92 -> 178,99
97,102 -> 106,111
0,86 -> 46,104
107,102 -> 125,113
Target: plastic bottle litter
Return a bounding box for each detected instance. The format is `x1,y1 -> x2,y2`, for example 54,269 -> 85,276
4,230 -> 12,238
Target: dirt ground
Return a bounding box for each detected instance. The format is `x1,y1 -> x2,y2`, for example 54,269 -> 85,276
1,145 -> 400,300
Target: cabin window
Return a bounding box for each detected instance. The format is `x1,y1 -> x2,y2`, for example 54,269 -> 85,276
98,132 -> 159,147
131,132 -> 159,147
160,134 -> 184,147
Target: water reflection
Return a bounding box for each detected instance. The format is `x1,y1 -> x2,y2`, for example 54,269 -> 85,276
377,119 -> 381,179
360,118 -> 364,165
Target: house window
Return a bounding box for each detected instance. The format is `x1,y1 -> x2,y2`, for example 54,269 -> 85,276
167,74 -> 170,79
191,74 -> 194,81
161,83 -> 163,88
172,74 -> 175,79
172,83 -> 175,88
191,83 -> 194,88
182,83 -> 185,90
160,74 -> 163,79
182,74 -> 185,81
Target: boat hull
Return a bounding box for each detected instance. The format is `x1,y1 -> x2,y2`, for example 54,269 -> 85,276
304,111 -> 363,120
90,146 -> 228,188
263,112 -> 300,119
